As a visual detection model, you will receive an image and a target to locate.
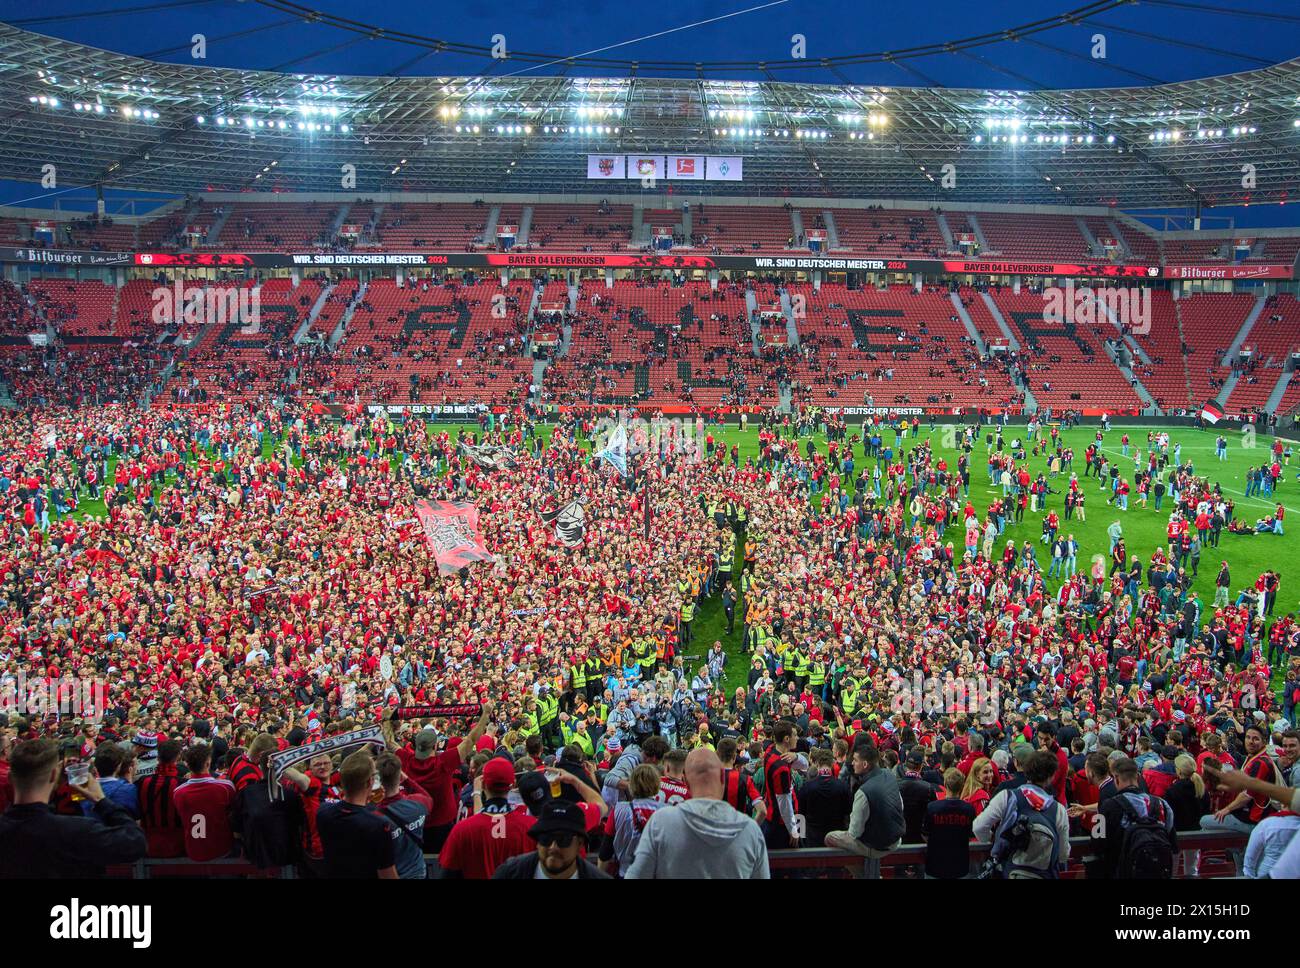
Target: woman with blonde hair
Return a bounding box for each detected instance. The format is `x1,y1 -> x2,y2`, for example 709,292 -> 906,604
597,763 -> 662,877
960,757 -> 995,816
1166,753 -> 1209,875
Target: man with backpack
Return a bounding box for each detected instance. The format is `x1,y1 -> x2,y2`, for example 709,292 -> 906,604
973,749 -> 1071,879
1095,756 -> 1177,879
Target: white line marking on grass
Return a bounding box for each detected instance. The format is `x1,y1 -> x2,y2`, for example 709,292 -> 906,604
1083,442 -> 1298,515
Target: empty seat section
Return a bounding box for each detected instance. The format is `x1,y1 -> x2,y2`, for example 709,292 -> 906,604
372,203 -> 486,249
1228,293 -> 1300,411
689,206 -> 792,254
977,213 -> 1091,261
1177,293 -> 1255,408
985,288 -> 1140,410
527,204 -> 632,250
828,209 -> 945,259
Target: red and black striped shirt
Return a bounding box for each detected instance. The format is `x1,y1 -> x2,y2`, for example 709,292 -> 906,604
226,753 -> 264,793
721,768 -> 761,814
136,764 -> 184,857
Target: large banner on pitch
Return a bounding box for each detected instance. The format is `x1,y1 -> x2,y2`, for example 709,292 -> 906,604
414,499 -> 495,575
586,154 -> 626,179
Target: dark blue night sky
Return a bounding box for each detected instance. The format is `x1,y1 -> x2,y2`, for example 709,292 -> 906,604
7,0 -> 1297,88
2,1 -> 1298,225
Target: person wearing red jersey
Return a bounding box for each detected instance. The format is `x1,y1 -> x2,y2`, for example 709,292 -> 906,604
280,752 -> 337,869
657,748 -> 691,805
225,734 -> 277,794
438,758 -> 534,879
136,740 -> 185,858
1035,725 -> 1070,804
1141,745 -> 1181,799
762,721 -> 805,849
717,738 -> 765,821
386,701 -> 494,853
1200,723 -> 1281,870
173,743 -> 236,862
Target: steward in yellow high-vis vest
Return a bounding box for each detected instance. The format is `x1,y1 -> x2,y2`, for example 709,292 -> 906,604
787,647 -> 809,688
560,717 -> 595,758
679,597 -> 695,646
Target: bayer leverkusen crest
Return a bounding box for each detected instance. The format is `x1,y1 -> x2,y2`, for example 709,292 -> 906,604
599,157 -> 615,176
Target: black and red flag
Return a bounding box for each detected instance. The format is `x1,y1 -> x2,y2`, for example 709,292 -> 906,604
413,499 -> 495,575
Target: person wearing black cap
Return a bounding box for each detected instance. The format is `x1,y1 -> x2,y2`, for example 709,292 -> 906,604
491,802 -> 610,879
897,747 -> 940,844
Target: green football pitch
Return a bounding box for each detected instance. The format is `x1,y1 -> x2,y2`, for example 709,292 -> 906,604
558,420 -> 1298,696
65,419 -> 1297,698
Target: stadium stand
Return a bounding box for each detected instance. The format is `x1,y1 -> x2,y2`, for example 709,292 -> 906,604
1228,293 -> 1300,412
1176,292 -> 1256,408
984,287 -> 1143,410
372,202 -> 487,250
977,213 -> 1093,261
829,208 -> 947,259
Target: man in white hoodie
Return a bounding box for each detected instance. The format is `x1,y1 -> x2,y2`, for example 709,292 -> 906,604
625,749 -> 770,879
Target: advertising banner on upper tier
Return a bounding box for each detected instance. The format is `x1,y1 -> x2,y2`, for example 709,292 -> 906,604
1161,263 -> 1294,280
666,155 -> 705,180
0,245 -> 1286,281
626,155 -> 665,181
120,251 -> 1179,276
0,246 -> 134,266
706,156 -> 743,181
365,403 -> 484,416
938,260 -> 1161,278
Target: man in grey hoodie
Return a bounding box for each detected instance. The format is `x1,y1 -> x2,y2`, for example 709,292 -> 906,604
625,748 -> 770,879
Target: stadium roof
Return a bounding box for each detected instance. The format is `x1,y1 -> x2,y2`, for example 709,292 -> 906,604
3,22 -> 1299,207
